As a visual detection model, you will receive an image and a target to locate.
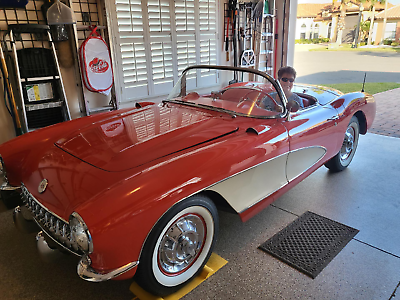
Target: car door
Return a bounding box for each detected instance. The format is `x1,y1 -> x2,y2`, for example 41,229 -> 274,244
282,104 -> 341,182
208,118 -> 289,213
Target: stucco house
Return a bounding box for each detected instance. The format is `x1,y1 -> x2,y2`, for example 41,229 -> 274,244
296,3 -> 329,40
296,1 -> 393,44
372,5 -> 400,44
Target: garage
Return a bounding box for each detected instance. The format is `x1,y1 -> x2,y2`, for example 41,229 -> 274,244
0,1 -> 399,299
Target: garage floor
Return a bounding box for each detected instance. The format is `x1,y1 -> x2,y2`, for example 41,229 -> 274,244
1,132 -> 399,300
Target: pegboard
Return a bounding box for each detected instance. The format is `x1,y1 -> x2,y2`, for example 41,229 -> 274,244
0,0 -> 106,49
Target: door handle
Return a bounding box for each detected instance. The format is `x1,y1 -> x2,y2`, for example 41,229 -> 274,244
327,116 -> 339,121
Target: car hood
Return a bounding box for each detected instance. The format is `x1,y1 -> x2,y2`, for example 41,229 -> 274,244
55,104 -> 238,172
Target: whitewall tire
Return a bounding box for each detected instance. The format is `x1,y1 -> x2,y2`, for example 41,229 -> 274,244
135,195 -> 218,296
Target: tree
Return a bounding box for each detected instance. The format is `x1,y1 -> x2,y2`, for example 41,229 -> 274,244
359,20 -> 371,42
335,0 -> 351,45
358,0 -> 386,46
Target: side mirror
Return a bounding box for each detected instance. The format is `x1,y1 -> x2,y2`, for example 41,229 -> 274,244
287,100 -> 300,113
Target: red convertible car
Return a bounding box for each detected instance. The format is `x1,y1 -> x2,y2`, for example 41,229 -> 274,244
0,65 -> 375,296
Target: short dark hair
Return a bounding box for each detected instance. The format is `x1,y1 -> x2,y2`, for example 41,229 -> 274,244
278,66 -> 296,80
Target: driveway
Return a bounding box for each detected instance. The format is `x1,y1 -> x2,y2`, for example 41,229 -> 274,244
293,47 -> 400,84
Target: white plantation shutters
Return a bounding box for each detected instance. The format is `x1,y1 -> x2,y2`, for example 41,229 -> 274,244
111,0 -> 218,102
148,0 -> 174,95
115,0 -> 148,98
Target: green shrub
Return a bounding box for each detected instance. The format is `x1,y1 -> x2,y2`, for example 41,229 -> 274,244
322,38 -> 330,43
360,42 -> 366,46
391,42 -> 399,46
383,38 -> 393,45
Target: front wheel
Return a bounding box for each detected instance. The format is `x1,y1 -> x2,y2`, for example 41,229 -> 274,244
135,195 -> 218,296
325,116 -> 359,172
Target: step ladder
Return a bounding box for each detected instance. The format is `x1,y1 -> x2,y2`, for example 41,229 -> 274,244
259,1 -> 275,76
8,24 -> 71,133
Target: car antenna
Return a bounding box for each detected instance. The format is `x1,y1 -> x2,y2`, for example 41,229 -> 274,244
361,72 -> 367,92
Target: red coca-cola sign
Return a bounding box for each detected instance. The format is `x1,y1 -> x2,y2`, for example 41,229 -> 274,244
89,57 -> 109,73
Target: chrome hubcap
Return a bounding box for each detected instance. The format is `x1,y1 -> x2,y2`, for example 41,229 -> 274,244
340,126 -> 355,162
158,214 -> 205,274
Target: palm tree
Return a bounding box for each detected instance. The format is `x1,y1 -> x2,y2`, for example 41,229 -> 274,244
335,0 -> 351,45
359,0 -> 386,46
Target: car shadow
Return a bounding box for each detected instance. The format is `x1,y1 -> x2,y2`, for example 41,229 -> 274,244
355,50 -> 400,57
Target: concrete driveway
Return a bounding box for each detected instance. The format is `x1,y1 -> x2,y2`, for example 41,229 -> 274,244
293,47 -> 400,84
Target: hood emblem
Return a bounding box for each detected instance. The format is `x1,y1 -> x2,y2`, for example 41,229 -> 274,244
38,179 -> 48,194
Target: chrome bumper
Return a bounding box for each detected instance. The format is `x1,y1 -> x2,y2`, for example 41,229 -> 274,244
13,206 -> 40,233
15,205 -> 138,282
78,255 -> 139,282
36,231 -> 64,262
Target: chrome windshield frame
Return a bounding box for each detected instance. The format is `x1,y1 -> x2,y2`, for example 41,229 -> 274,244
166,65 -> 289,119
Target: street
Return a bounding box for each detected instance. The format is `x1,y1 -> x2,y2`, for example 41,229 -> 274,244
293,47 -> 400,84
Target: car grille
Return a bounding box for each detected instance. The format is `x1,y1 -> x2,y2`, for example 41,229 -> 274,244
20,184 -> 83,256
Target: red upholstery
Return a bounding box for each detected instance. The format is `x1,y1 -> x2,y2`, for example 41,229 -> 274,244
301,98 -> 310,107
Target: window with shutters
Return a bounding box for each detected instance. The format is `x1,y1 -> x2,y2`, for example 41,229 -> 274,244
109,0 -> 218,103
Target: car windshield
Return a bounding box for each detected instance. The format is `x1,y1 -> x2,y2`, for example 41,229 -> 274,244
167,66 -> 284,118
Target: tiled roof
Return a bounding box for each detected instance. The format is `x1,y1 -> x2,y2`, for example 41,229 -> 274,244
361,1 -> 394,10
297,3 -> 329,18
375,4 -> 400,19
297,1 -> 396,19
314,1 -> 393,14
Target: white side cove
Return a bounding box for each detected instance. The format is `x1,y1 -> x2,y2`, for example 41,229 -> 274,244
208,153 -> 288,213
207,146 -> 326,213
286,146 -> 326,182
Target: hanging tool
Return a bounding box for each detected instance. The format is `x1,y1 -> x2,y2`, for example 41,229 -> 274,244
230,0 -> 238,69
252,0 -> 264,70
225,13 -> 230,61
240,4 -> 255,68
0,41 -> 23,136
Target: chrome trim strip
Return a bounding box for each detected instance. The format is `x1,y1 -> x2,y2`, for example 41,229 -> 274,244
77,255 -> 138,282
209,151 -> 289,190
239,182 -> 289,214
1,182 -> 21,191
239,146 -> 327,214
137,146 -> 327,263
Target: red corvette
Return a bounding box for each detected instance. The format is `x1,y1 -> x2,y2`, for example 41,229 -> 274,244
0,66 -> 375,296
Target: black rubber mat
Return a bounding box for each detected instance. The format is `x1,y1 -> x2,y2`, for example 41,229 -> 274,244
259,211 -> 359,278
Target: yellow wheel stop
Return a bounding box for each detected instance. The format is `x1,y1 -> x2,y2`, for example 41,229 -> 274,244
130,253 -> 228,300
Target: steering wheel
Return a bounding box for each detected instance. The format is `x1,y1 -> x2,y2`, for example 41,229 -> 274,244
257,92 -> 283,112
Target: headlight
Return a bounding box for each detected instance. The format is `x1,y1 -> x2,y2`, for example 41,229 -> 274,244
69,212 -> 93,254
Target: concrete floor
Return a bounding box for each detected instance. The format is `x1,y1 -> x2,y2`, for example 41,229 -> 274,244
1,133 -> 399,300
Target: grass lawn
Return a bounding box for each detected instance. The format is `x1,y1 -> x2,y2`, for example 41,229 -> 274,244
308,43 -> 400,53
323,82 -> 400,94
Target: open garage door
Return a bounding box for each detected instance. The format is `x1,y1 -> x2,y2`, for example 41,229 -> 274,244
342,14 -> 358,43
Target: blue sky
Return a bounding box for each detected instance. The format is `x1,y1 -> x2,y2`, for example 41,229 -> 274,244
298,0 -> 400,5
